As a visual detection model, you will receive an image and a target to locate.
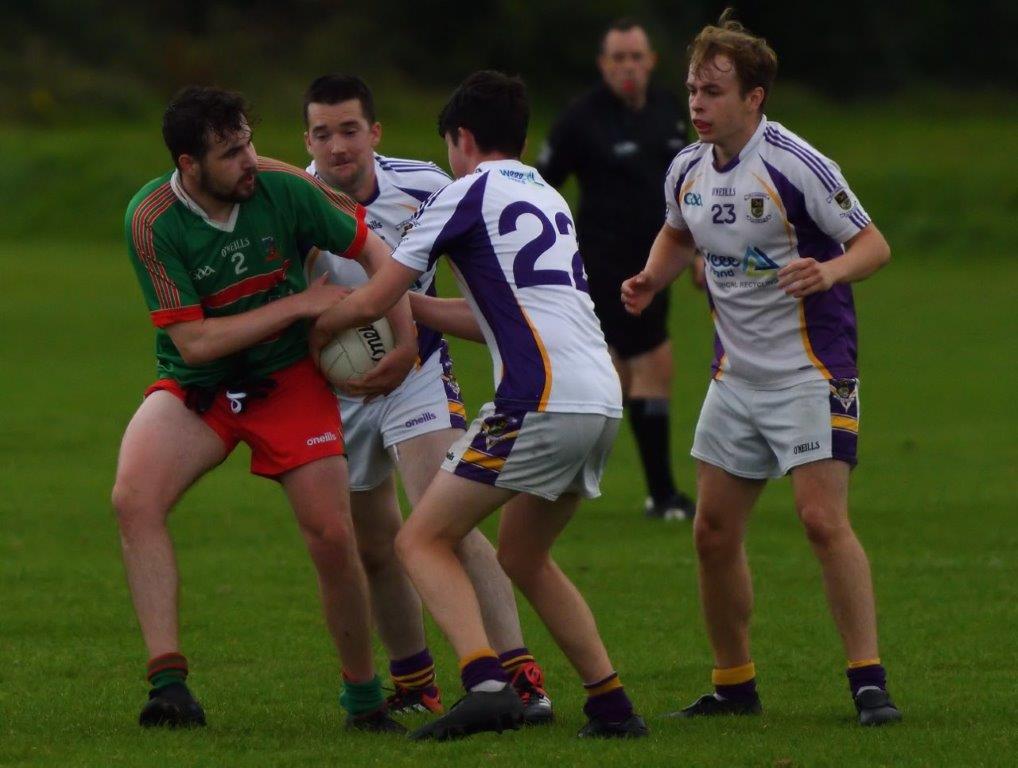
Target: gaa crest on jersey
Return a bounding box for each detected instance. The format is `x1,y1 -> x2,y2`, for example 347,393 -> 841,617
744,193 -> 771,223
830,378 -> 859,411
261,236 -> 280,261
833,188 -> 853,211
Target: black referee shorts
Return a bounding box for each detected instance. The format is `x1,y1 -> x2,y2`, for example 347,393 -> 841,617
587,266 -> 670,360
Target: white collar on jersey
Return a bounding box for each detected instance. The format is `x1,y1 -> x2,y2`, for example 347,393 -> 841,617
169,170 -> 240,233
474,158 -> 531,174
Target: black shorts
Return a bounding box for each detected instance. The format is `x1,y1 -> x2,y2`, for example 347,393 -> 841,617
587,268 -> 670,360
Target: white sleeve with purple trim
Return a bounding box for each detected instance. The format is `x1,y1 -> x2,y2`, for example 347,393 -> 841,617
663,142 -> 705,230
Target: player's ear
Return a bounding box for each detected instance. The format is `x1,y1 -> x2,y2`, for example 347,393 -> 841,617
178,153 -> 198,177
647,50 -> 658,72
747,86 -> 765,112
370,121 -> 382,148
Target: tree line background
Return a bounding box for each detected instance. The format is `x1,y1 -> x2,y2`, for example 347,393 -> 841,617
4,0 -> 1015,122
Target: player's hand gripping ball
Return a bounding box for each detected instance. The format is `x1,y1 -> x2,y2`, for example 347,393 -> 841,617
317,318 -> 395,386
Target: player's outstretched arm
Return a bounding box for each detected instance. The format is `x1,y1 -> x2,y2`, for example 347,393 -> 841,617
354,231 -> 417,349
621,224 -> 697,315
777,224 -> 891,299
165,275 -> 347,365
409,294 -> 485,343
311,256 -> 422,361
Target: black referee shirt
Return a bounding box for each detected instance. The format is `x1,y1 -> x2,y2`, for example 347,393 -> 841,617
538,83 -> 688,272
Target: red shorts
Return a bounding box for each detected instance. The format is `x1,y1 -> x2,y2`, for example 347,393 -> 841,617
145,357 -> 344,479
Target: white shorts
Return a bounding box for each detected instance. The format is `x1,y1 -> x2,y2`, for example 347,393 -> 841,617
691,377 -> 860,479
442,402 -> 620,500
340,344 -> 467,491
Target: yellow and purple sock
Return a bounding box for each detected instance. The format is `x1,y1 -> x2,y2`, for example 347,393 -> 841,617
459,649 -> 508,692
713,662 -> 757,702
498,647 -> 534,676
147,652 -> 188,690
846,658 -> 886,697
583,672 -> 633,723
390,648 -> 436,692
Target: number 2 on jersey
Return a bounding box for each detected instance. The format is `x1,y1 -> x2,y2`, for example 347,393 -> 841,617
498,202 -> 589,291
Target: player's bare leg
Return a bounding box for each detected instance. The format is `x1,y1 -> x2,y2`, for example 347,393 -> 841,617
112,391 -> 228,658
350,478 -> 427,660
672,460 -> 766,718
790,459 -> 879,660
626,339 -> 673,400
111,390 -> 227,725
281,456 -> 375,681
693,461 -> 764,668
496,492 -> 613,683
790,458 -> 898,724
396,470 -> 514,658
394,428 -> 525,652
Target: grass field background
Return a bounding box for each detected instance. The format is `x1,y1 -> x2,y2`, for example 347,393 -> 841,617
1,91 -> 1016,766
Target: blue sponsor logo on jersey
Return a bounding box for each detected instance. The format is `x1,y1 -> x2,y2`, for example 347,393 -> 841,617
683,192 -> 703,206
499,168 -> 544,186
742,245 -> 779,275
703,247 -> 779,280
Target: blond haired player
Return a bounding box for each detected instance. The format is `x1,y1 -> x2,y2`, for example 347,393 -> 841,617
622,12 -> 901,726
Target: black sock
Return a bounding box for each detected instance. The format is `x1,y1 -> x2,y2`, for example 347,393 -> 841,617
626,397 -> 677,504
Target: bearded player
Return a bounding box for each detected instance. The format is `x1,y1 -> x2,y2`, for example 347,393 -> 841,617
113,86 -> 415,731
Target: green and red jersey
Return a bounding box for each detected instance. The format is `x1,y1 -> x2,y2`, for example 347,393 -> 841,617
125,157 -> 366,388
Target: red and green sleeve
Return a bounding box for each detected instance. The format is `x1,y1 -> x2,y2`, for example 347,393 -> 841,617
124,181 -> 203,328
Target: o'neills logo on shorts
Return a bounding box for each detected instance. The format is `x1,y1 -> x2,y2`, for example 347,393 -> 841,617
405,412 -> 437,429
306,431 -> 339,446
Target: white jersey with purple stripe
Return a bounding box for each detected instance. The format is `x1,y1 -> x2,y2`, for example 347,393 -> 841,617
391,159 -> 622,417
665,116 -> 872,388
305,153 -> 451,365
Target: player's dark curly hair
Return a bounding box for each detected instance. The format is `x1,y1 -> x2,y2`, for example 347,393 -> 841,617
437,70 -> 529,156
303,74 -> 376,126
688,8 -> 778,109
162,86 -> 253,167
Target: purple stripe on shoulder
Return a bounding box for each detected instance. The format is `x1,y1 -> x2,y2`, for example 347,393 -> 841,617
764,131 -> 836,193
394,185 -> 436,203
765,127 -> 840,189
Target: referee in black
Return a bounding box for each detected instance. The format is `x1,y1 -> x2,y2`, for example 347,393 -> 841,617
538,18 -> 696,520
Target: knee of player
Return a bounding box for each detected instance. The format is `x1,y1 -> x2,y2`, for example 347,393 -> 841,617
393,523 -> 419,568
111,480 -> 163,531
797,504 -> 851,549
357,534 -> 397,576
693,514 -> 741,558
496,542 -> 545,587
303,517 -> 356,557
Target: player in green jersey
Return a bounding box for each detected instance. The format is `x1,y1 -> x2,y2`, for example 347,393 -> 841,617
112,86 -> 415,731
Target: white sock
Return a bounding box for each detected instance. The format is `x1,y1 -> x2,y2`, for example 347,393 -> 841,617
470,679 -> 508,693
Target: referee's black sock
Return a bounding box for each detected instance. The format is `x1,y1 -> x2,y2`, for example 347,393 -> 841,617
625,397 -> 678,504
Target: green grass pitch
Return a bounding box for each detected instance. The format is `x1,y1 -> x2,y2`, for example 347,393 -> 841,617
0,99 -> 1015,766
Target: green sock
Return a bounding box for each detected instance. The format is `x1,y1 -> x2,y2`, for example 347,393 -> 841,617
339,674 -> 383,716
147,652 -> 188,690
